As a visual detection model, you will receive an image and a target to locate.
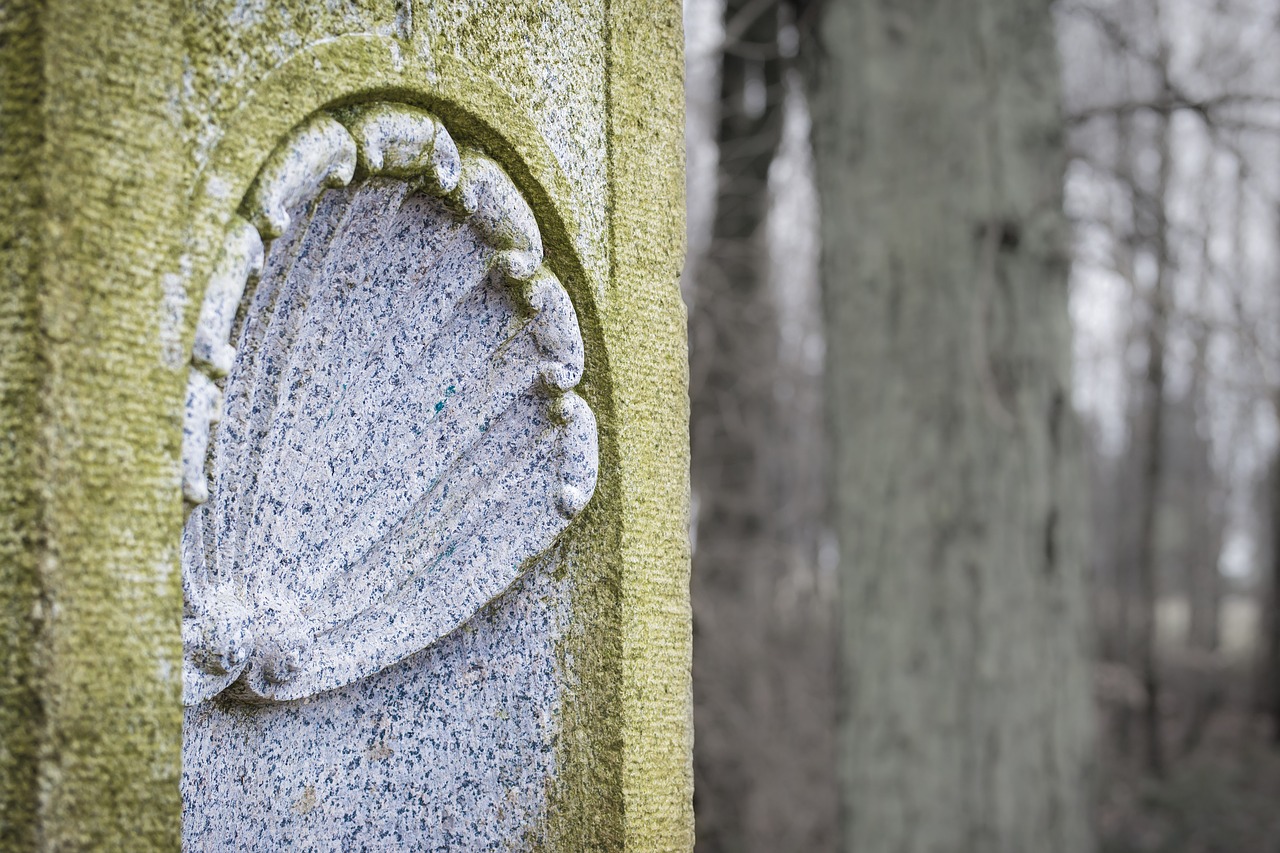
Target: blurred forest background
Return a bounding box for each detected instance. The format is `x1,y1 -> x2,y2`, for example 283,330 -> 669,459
683,1 -> 1280,851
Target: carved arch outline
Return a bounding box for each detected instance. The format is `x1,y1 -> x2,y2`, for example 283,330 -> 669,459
179,99 -> 600,706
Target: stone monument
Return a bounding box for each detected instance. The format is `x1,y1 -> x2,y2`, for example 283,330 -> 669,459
1,2 -> 689,850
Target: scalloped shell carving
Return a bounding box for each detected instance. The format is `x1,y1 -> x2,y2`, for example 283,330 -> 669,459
180,104 -> 598,705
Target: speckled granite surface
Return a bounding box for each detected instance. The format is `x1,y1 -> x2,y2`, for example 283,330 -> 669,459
5,4 -> 688,848
181,107 -> 596,848
183,555 -> 566,851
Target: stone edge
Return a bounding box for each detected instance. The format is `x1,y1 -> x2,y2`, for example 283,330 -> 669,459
605,1 -> 694,850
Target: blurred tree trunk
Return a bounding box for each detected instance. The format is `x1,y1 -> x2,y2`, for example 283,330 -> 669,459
688,1 -> 791,850
1183,452 -> 1223,655
1185,335 -> 1221,655
1268,439 -> 1280,744
1130,100 -> 1171,778
1186,529 -> 1222,652
802,1 -> 1096,850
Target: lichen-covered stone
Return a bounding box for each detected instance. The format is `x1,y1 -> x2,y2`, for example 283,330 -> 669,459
0,2 -> 688,850
2,1 -> 191,848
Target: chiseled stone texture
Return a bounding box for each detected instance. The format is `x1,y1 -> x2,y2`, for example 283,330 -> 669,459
174,2 -> 632,839
182,119 -> 595,845
181,165 -> 595,704
1,1 -> 689,849
183,555 -> 566,850
183,1 -> 609,297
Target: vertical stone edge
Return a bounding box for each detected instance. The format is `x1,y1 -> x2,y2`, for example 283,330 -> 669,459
604,2 -> 693,850
0,1 -> 45,847
33,0 -> 188,847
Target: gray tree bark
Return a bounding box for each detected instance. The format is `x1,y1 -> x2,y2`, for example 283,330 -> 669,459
1267,446 -> 1280,744
1131,94 -> 1172,778
1185,261 -> 1222,656
802,1 -> 1096,850
690,3 -> 840,849
688,2 -> 791,849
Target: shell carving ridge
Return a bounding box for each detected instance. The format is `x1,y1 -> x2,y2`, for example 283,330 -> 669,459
180,104 -> 599,705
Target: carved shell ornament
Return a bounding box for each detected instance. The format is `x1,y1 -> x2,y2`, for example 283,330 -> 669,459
180,103 -> 599,705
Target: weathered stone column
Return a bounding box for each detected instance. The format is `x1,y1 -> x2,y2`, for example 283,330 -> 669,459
1,2 -> 690,849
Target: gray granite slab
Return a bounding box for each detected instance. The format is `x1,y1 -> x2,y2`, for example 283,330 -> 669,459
180,105 -> 597,849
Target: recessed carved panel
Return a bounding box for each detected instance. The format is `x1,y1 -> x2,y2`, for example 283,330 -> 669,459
180,105 -> 598,705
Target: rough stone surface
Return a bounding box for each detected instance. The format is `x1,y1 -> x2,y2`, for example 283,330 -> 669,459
181,103 -> 598,848
1,2 -> 190,848
180,104 -> 597,703
184,555 -> 567,851
603,4 -> 695,849
0,5 -> 44,847
1,2 -> 689,849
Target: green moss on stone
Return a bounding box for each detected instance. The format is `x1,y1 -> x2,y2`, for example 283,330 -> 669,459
602,3 -> 693,849
0,1 -> 46,847
6,0 -> 192,848
2,3 -> 689,846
